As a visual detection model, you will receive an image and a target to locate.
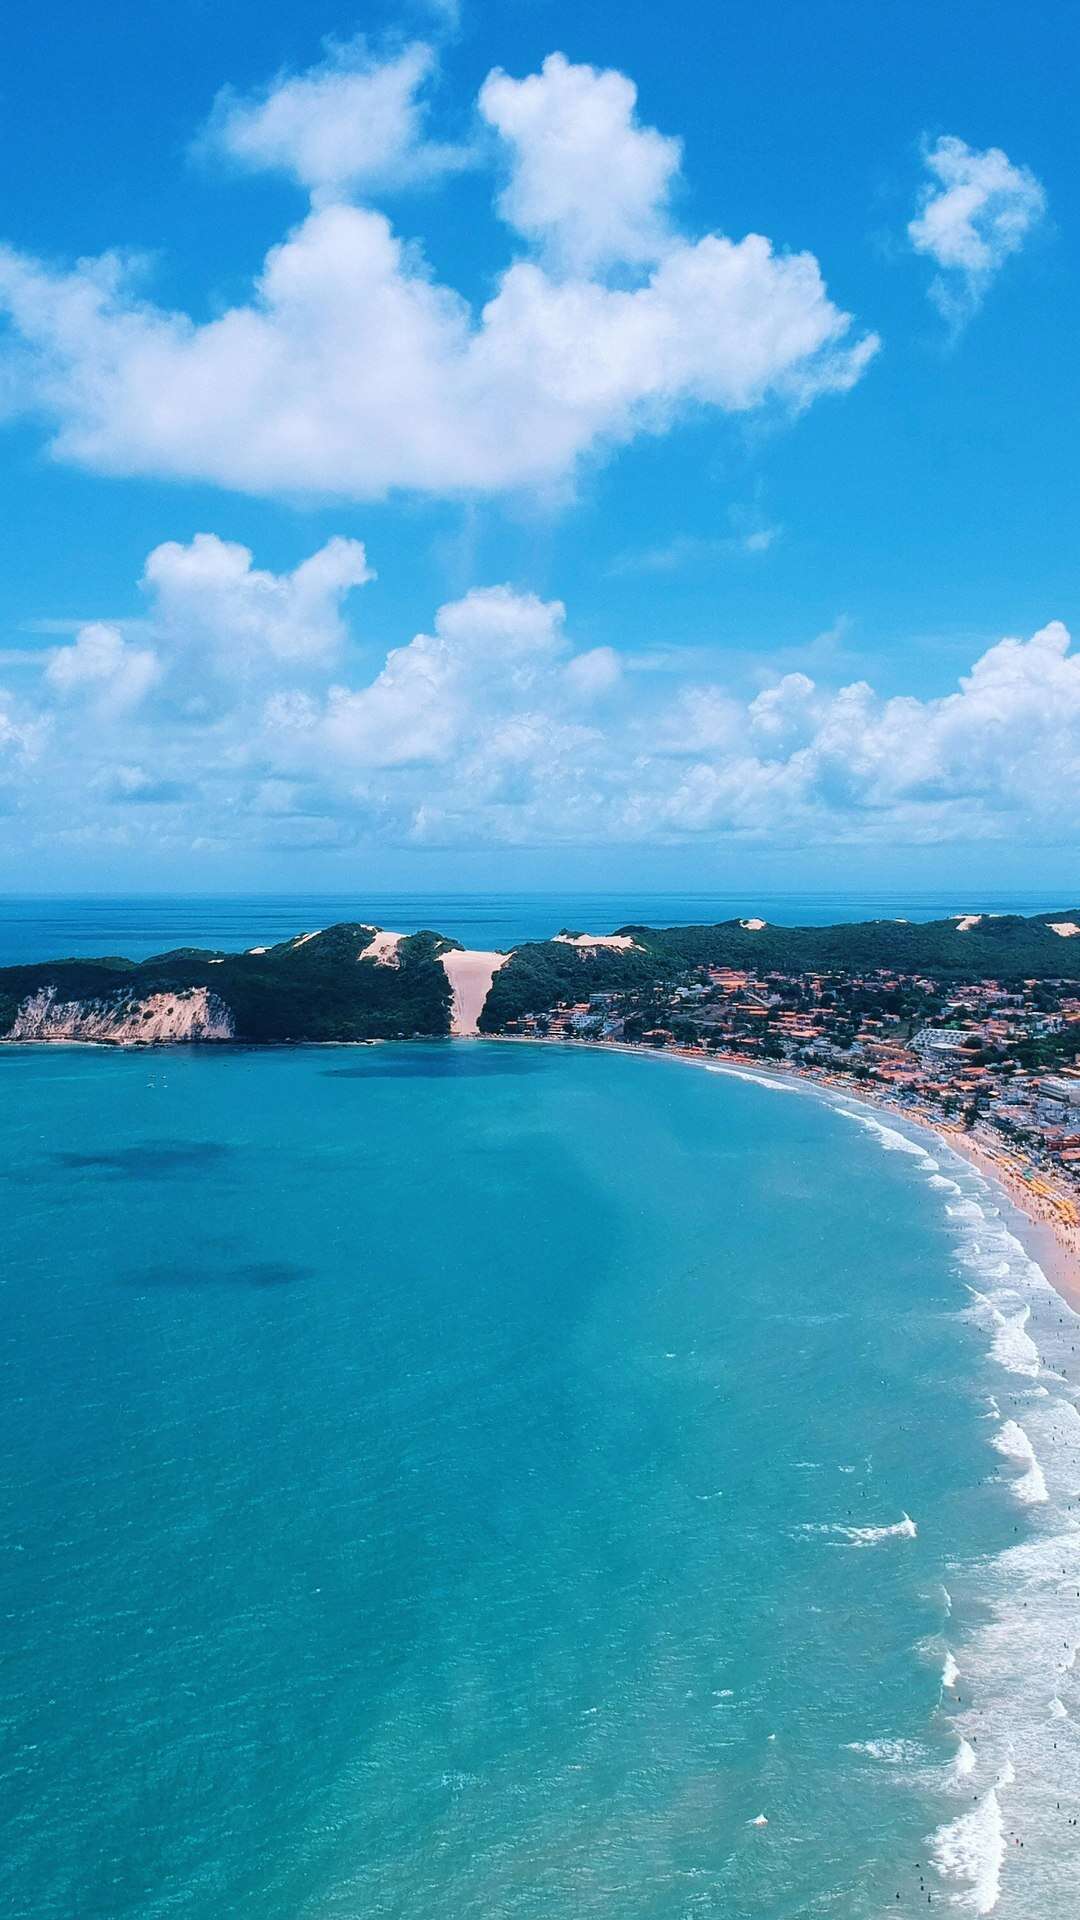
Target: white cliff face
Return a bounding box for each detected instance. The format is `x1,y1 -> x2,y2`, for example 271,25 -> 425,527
5,986 -> 234,1044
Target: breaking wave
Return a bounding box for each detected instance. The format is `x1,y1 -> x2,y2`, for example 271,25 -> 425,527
932,1760 -> 1014,1916
991,1420 -> 1049,1504
801,1512 -> 917,1546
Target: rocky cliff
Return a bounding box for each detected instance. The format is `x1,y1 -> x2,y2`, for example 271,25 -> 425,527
7,985 -> 234,1043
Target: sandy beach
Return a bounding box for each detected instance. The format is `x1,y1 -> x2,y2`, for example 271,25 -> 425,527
925,1123 -> 1080,1309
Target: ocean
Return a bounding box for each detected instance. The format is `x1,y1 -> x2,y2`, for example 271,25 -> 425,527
0,888 -> 1070,966
3,897 -> 1079,1917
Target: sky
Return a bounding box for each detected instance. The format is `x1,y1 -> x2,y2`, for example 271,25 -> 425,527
0,0 -> 1076,894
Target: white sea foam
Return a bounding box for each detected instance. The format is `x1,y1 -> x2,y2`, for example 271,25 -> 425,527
846,1512 -> 918,1545
937,1524 -> 1080,1912
828,1106 -> 1080,1906
704,1065 -> 800,1094
845,1738 -> 926,1763
802,1512 -> 917,1546
990,1304 -> 1041,1378
722,1076 -> 1080,1904
948,1197 -> 989,1222
991,1420 -> 1049,1504
932,1761 -> 1014,1915
836,1109 -> 936,1163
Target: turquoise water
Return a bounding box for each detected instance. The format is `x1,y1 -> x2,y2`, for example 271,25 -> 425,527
3,1042 -> 1080,1916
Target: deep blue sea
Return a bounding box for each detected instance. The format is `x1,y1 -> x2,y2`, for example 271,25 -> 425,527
0,888 -> 1071,965
3,898 -> 1080,1917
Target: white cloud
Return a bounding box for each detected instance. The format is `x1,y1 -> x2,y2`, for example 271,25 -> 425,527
0,54 -> 878,503
203,39 -> 470,202
8,538 -> 1080,861
317,585 -> 570,768
45,622 -> 160,714
563,646 -> 622,700
38,535 -> 372,781
141,532 -> 373,669
299,613 -> 1080,848
479,52 -> 680,274
908,135 -> 1046,325
0,692 -> 45,763
609,518 -> 781,576
93,763 -> 188,805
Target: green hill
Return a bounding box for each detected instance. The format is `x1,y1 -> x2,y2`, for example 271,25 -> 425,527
2,910 -> 1078,1044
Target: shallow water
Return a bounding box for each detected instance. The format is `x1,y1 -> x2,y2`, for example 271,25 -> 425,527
2,1043 -> 1078,1917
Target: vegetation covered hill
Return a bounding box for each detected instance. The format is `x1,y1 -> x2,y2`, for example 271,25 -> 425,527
2,910 -> 1078,1043
478,911 -> 1080,1028
623,910 -> 1080,978
0,924 -> 457,1043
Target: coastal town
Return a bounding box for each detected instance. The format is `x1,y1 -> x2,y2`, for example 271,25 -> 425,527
498,957 -> 1080,1239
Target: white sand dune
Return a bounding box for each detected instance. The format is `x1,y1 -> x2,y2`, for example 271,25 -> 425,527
553,932 -> 640,951
360,929 -> 403,966
441,950 -> 509,1035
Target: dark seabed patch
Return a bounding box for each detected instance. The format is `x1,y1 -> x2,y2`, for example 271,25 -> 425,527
54,1140 -> 234,1176
124,1258 -> 312,1290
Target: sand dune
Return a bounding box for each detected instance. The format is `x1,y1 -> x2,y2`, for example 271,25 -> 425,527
440,950 -> 509,1035
360,930 -> 403,965
553,932 -> 640,951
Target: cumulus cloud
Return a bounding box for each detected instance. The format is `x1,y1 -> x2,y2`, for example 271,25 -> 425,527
317,586 -> 572,767
272,613 -> 1080,847
7,531 -> 1080,860
908,135 -> 1046,326
0,691 -> 46,764
45,621 -> 160,714
40,534 -> 373,772
479,52 -> 680,273
142,532 -> 373,669
0,53 -> 877,502
203,38 -> 470,201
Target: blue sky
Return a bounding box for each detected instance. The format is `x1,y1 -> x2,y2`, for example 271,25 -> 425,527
0,0 -> 1076,892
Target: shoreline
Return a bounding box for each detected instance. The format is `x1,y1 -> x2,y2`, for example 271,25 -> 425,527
489,1032 -> 1080,1313
7,1020 -> 1079,1311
